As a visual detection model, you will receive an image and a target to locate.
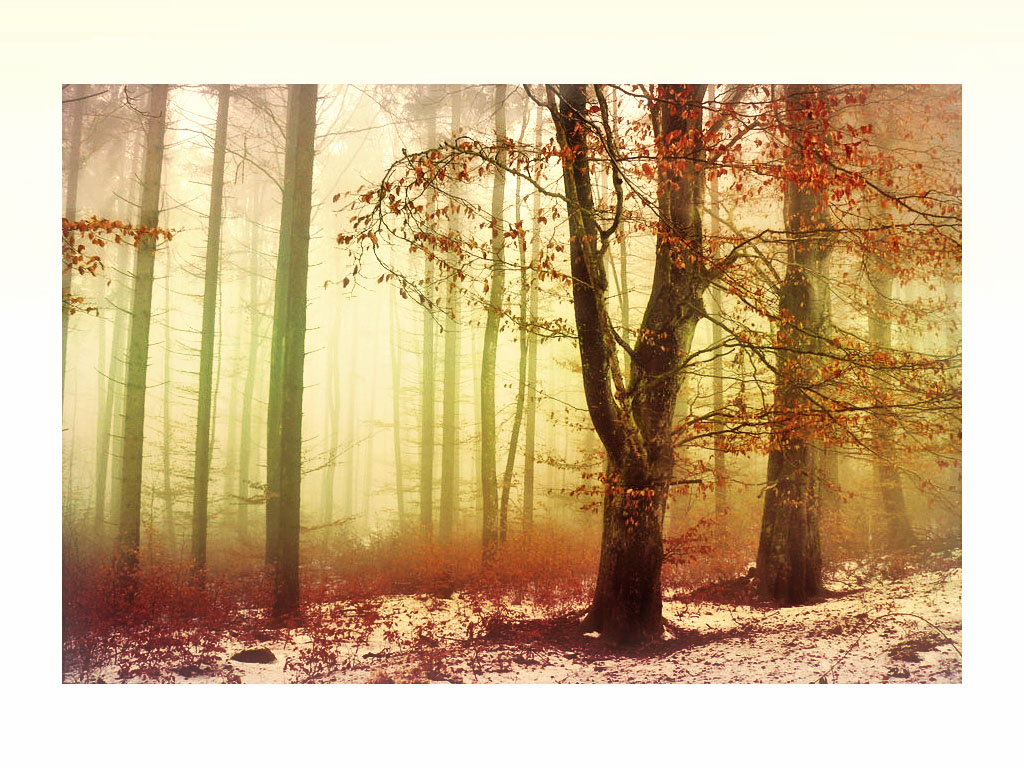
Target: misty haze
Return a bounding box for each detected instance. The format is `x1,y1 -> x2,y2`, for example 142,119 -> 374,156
61,83 -> 961,684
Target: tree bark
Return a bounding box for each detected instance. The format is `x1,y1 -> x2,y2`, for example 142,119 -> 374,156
756,85 -> 830,604
117,83 -> 168,578
481,84 -> 507,560
191,84 -> 230,573
547,84 -> 707,644
266,84 -> 317,619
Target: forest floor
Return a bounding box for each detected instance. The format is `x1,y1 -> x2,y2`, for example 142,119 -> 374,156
63,549 -> 961,684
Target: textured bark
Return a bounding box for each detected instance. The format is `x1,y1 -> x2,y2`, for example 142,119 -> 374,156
117,84 -> 168,576
548,84 -> 707,644
756,85 -> 829,604
481,84 -> 507,560
191,85 -> 230,572
266,84 -> 317,619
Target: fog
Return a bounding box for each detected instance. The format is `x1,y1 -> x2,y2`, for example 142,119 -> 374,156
61,84 -> 961,671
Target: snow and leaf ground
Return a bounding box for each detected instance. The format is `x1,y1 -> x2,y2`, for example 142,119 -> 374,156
63,549 -> 961,684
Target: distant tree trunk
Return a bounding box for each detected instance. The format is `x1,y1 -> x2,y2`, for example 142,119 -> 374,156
481,84 -> 507,559
419,93 -> 439,540
266,84 -> 317,619
63,84 -> 84,400
162,252 -> 175,546
499,104 -> 532,541
708,167 -> 728,517
756,85 -> 830,604
439,89 -> 461,544
867,250 -> 915,550
117,84 -> 168,578
523,105 -> 542,533
191,84 -> 230,574
321,286 -> 341,526
389,288 -> 407,529
237,202 -> 263,540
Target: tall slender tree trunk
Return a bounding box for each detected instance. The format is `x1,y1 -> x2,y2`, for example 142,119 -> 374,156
63,84 -> 84,400
321,286 -> 341,526
191,85 -> 230,574
389,288 -> 407,529
481,84 -> 507,559
439,90 -> 461,544
756,85 -> 830,604
162,253 -> 175,547
237,202 -> 262,541
266,84 -> 317,619
523,106 -> 543,533
419,92 -> 439,540
499,104 -> 532,541
708,164 -> 728,517
117,84 -> 168,579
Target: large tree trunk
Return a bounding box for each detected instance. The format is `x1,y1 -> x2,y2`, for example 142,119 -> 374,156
548,84 -> 707,644
266,84 -> 317,619
117,83 -> 168,578
756,85 -> 830,604
191,84 -> 230,574
481,84 -> 507,560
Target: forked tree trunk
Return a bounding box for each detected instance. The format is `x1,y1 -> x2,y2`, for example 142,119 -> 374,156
549,84 -> 708,644
117,83 -> 168,579
266,84 -> 317,619
191,84 -> 230,574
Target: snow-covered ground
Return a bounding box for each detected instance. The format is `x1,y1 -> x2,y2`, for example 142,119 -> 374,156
65,555 -> 961,684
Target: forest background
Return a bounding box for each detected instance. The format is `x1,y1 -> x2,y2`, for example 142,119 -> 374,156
6,0 -> 1022,766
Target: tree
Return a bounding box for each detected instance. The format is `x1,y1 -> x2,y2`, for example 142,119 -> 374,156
266,84 -> 317,619
439,87 -> 462,544
755,85 -> 832,604
544,83 -> 712,643
117,83 -> 169,579
63,84 -> 84,399
481,84 -> 507,560
191,84 -> 230,575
